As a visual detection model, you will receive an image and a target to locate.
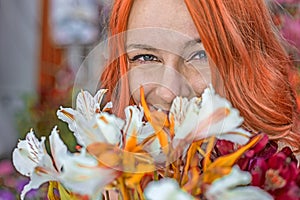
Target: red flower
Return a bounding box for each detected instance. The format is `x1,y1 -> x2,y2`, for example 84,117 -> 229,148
214,134 -> 300,199
237,135 -> 300,200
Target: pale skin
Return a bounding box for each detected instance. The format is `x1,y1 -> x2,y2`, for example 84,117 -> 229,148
126,0 -> 212,112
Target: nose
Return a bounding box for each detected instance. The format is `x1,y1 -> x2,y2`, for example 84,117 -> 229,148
152,55 -> 194,109
154,86 -> 176,105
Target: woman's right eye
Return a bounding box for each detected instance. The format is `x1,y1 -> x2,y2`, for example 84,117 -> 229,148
128,54 -> 161,63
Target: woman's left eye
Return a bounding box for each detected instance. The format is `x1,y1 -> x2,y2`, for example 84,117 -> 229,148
187,50 -> 207,62
129,54 -> 160,63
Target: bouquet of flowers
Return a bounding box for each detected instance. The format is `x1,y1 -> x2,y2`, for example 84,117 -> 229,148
12,86 -> 300,200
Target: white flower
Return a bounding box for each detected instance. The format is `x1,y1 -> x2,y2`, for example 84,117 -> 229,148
144,178 -> 194,200
124,105 -> 154,142
196,86 -> 244,137
74,112 -> 124,146
58,148 -> 116,197
173,85 -> 250,145
12,127 -> 116,199
205,165 -> 273,200
169,97 -> 193,130
57,89 -> 112,146
124,105 -> 145,137
76,89 -> 111,120
171,97 -> 201,141
142,85 -> 250,163
12,129 -> 60,200
121,105 -> 160,161
94,112 -> 124,144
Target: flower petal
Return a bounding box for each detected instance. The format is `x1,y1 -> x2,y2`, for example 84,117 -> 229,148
76,90 -> 96,120
13,131 -> 61,200
207,165 -> 251,193
216,128 -> 251,145
170,97 -> 191,129
74,114 -> 108,146
214,186 -> 274,200
195,86 -> 244,139
59,149 -> 117,197
20,171 -> 54,200
57,107 -> 77,132
49,126 -> 68,172
144,178 -> 194,200
93,89 -> 108,105
57,89 -> 112,146
95,113 -> 124,144
205,165 -> 273,200
124,105 -> 144,139
173,98 -> 201,140
12,130 -> 46,176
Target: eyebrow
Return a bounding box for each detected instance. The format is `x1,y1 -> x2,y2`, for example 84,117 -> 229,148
183,38 -> 202,49
126,38 -> 202,51
126,44 -> 159,52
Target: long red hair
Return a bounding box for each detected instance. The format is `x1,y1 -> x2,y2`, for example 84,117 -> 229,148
100,0 -> 300,151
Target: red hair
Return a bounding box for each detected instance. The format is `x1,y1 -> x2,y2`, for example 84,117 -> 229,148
100,0 -> 134,116
100,0 -> 300,151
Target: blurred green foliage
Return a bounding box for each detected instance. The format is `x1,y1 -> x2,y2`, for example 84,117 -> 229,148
15,93 -> 77,153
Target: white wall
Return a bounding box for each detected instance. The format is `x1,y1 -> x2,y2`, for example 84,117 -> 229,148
0,0 -> 39,157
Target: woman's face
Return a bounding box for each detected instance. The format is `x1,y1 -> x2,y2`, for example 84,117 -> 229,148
126,0 -> 211,112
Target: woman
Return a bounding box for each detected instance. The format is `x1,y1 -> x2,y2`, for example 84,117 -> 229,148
100,0 -> 300,152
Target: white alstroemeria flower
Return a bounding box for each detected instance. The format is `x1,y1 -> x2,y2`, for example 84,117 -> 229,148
173,85 -> 250,145
124,105 -> 154,141
144,178 -> 194,200
205,165 -> 273,200
57,89 -> 112,146
169,97 -> 192,129
12,129 -> 60,200
58,148 -> 116,197
13,127 -> 116,199
123,106 -> 164,162
94,112 -> 124,144
196,86 -> 244,137
74,112 -> 124,146
76,89 -> 111,119
124,105 -> 145,137
50,127 -> 116,197
74,105 -> 154,147
171,97 -> 201,141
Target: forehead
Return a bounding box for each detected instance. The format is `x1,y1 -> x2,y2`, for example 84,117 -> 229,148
127,0 -> 198,37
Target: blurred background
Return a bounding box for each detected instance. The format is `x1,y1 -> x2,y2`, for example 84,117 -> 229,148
0,0 -> 299,199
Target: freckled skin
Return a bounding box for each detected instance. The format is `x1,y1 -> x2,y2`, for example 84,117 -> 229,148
126,0 -> 211,112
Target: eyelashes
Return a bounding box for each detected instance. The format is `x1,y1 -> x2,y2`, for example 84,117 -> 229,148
187,50 -> 207,62
128,50 -> 208,65
128,54 -> 161,64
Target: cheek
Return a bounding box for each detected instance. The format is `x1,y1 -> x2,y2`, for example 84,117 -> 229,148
184,64 -> 212,96
128,63 -> 164,102
128,71 -> 141,103
128,69 -> 157,104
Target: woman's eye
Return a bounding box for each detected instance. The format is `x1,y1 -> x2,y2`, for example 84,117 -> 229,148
129,54 -> 160,63
188,50 -> 207,62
